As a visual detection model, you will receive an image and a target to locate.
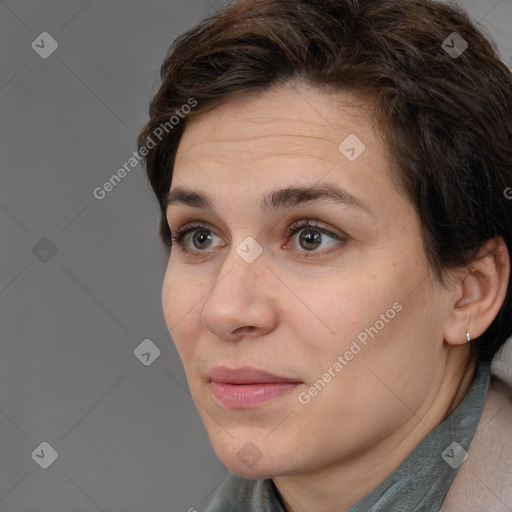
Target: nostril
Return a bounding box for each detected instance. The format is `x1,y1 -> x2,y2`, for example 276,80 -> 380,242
233,326 -> 257,335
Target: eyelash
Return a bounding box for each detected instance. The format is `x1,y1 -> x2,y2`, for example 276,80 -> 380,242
168,219 -> 347,258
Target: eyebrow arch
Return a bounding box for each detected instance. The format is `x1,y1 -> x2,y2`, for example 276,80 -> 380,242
166,183 -> 373,216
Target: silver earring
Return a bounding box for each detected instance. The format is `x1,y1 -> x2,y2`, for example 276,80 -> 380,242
466,331 -> 471,343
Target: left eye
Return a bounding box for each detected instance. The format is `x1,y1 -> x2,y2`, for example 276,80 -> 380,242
285,220 -> 344,253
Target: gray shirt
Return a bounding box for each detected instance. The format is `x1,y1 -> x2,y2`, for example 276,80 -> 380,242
205,361 -> 490,511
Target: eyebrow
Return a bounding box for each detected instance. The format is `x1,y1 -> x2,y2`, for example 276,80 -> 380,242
166,183 -> 373,216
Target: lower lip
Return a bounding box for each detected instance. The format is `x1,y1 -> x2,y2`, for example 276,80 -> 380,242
210,381 -> 300,409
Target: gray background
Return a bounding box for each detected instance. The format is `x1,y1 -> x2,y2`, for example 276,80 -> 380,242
1,1 -> 511,511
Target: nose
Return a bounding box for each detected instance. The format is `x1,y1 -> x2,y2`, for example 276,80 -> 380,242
200,243 -> 278,342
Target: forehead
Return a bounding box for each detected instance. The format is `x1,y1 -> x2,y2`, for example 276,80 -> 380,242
170,85 -> 399,223
175,85 -> 381,167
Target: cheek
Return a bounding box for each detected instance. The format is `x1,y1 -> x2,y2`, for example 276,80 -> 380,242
300,257 -> 427,373
162,256 -> 200,320
162,265 -> 202,360
162,265 -> 178,325
296,273 -> 392,349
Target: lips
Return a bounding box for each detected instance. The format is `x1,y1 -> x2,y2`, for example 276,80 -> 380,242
207,366 -> 302,384
207,366 -> 302,409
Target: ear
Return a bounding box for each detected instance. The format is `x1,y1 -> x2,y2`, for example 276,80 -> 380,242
444,237 -> 510,346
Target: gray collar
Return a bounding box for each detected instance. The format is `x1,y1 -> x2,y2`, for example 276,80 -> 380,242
206,362 -> 491,512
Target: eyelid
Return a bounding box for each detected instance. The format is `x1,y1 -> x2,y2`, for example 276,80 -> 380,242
285,218 -> 343,238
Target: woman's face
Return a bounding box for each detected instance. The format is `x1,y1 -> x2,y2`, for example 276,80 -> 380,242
162,84 -> 455,479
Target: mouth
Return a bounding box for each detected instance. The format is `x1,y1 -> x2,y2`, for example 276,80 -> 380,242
207,366 -> 303,409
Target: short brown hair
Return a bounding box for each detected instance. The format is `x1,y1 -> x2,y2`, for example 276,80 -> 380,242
137,0 -> 512,363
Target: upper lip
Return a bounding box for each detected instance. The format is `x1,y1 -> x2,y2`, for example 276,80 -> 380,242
207,366 -> 302,384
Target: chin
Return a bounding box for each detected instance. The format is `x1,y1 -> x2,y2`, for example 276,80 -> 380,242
209,434 -> 294,480
228,460 -> 276,480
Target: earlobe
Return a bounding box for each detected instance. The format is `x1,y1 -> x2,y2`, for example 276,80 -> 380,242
444,237 -> 510,347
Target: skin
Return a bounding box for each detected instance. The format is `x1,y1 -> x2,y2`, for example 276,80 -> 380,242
162,83 -> 510,512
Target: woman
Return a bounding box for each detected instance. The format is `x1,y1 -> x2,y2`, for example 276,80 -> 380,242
137,0 -> 512,510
